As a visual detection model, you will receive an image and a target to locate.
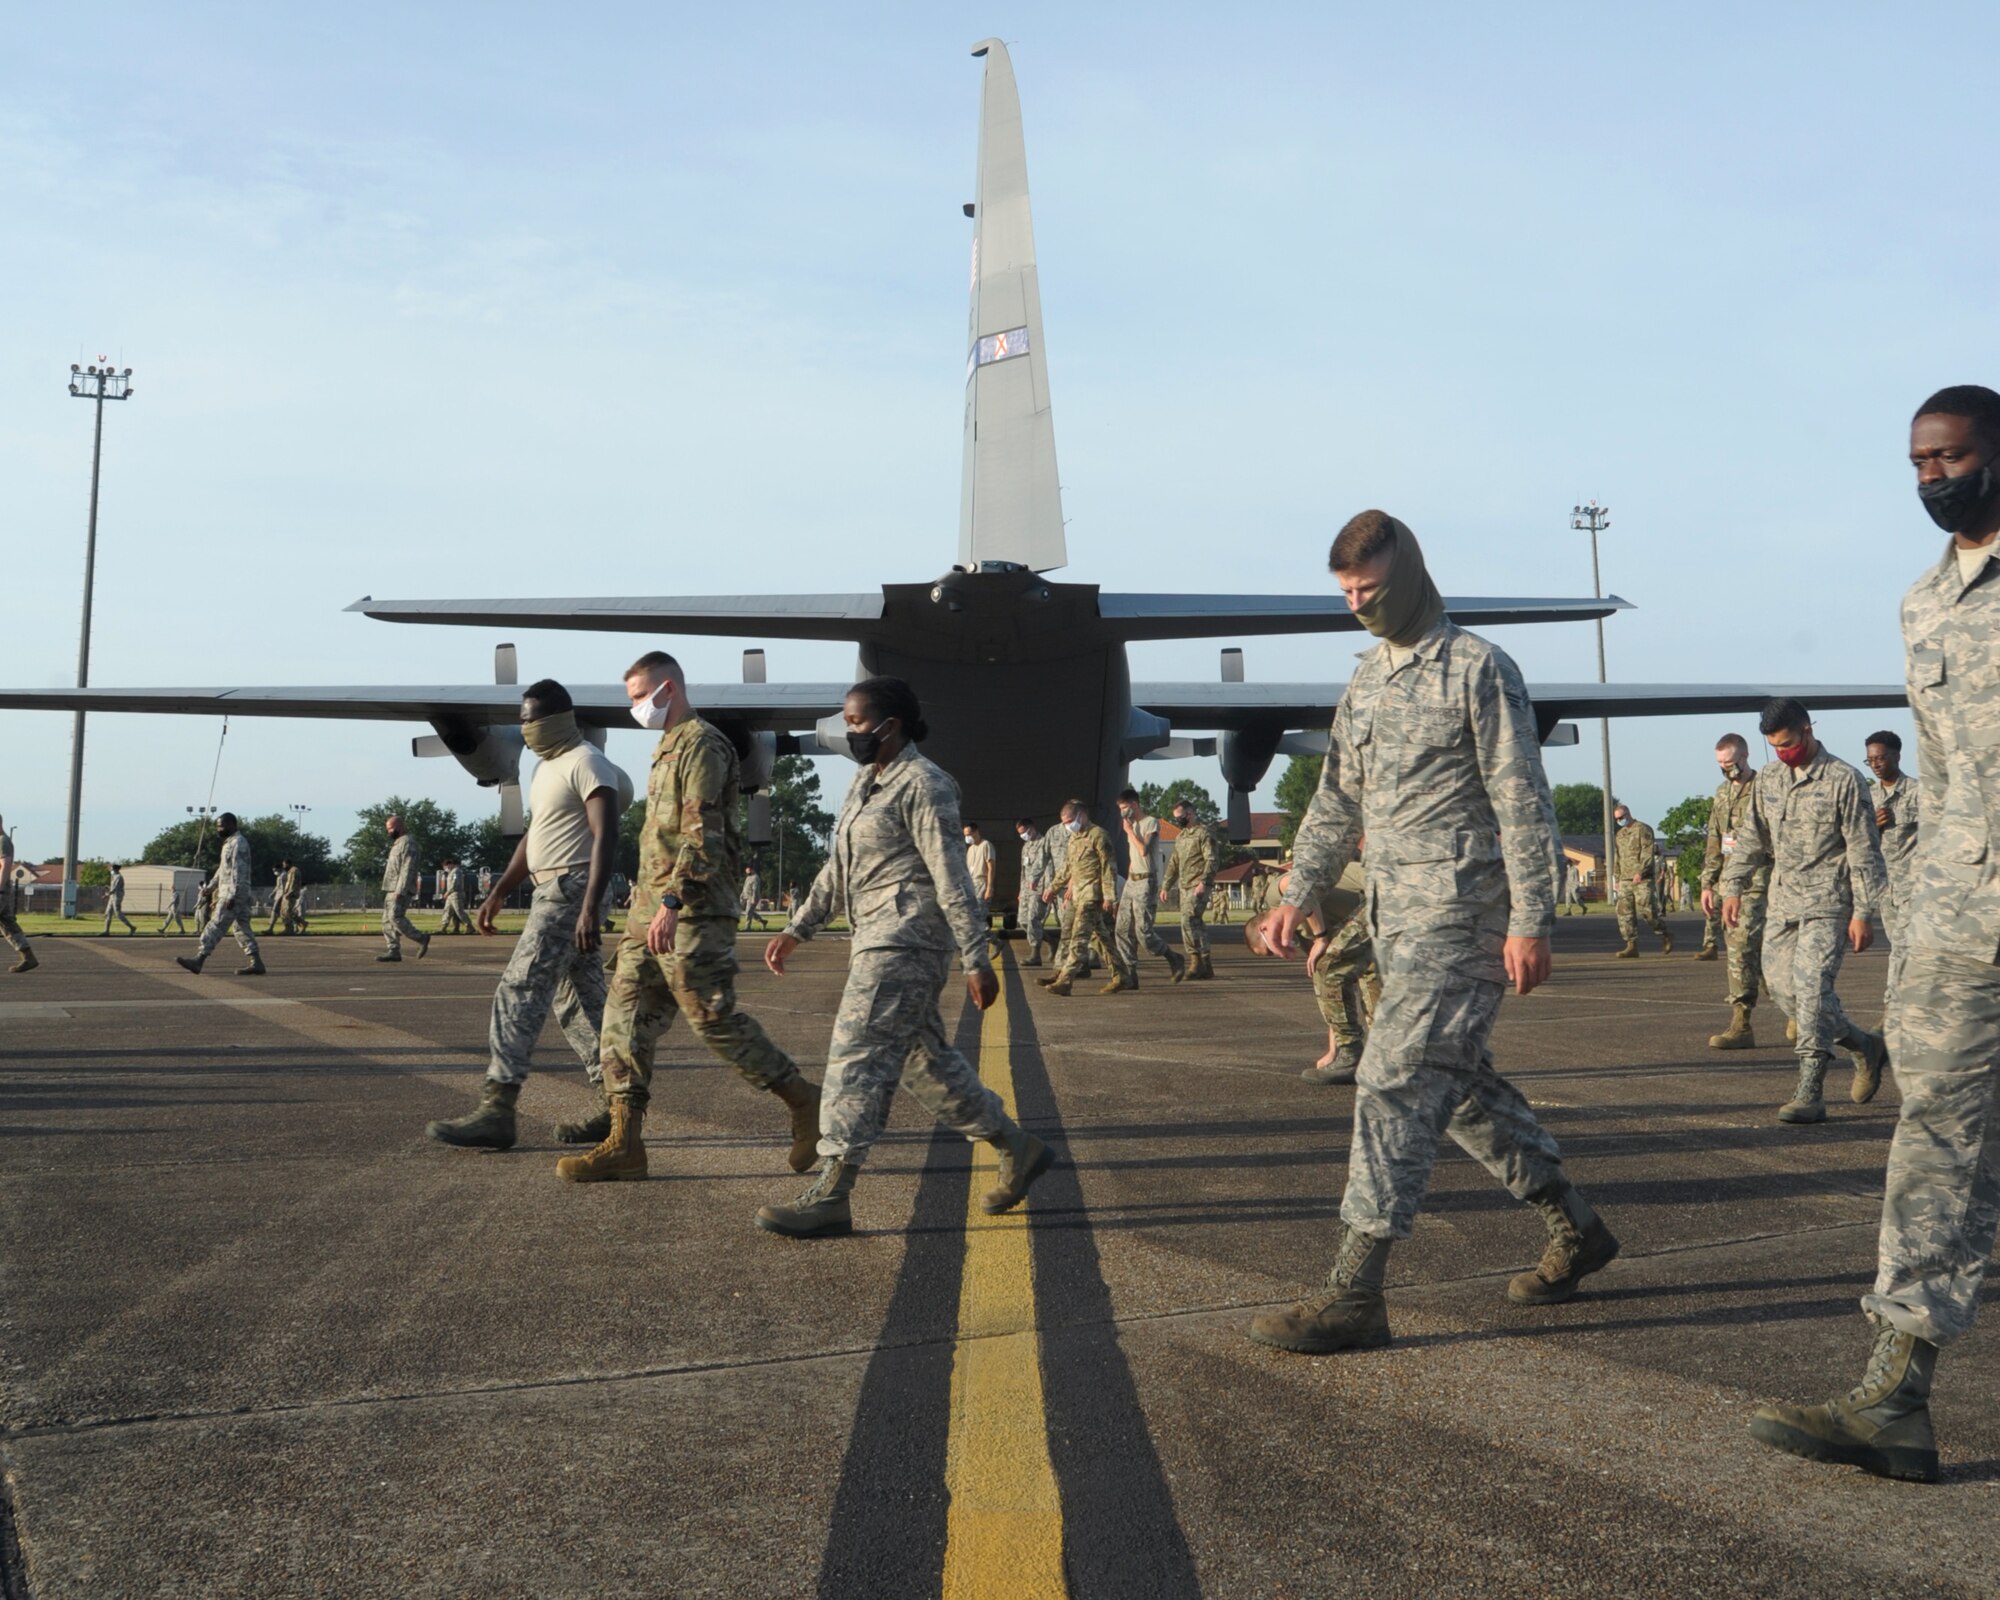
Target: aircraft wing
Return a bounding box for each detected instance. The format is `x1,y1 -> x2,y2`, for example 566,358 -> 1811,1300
1101,594 -> 1633,640
0,682 -> 848,732
1133,681 -> 1908,732
348,594 -> 884,640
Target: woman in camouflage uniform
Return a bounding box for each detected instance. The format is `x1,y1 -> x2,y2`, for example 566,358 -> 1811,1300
756,677 -> 1054,1237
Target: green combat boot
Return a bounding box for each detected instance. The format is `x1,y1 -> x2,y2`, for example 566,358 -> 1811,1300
1246,1227 -> 1393,1354
428,1080 -> 520,1151
554,1098 -> 647,1182
1845,1028 -> 1890,1104
772,1072 -> 823,1174
1508,1186 -> 1620,1304
1708,1004 -> 1756,1050
1778,1057 -> 1829,1124
756,1156 -> 858,1237
981,1127 -> 1053,1215
175,954 -> 205,975
1301,1041 -> 1364,1085
1163,946 -> 1186,982
236,958 -> 266,977
1660,929 -> 1675,955
10,949 -> 37,974
554,1084 -> 612,1145
1192,953 -> 1216,981
1748,1326 -> 1940,1483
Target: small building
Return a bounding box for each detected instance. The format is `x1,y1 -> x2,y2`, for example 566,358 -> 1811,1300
121,864 -> 207,915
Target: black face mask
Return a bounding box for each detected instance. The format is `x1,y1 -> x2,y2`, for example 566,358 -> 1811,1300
1919,465 -> 1997,533
847,719 -> 892,764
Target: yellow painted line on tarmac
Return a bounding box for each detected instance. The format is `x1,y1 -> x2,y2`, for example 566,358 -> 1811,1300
940,958 -> 1069,1600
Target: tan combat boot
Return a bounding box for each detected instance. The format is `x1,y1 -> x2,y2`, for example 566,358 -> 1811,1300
1708,1004 -> 1756,1050
1748,1326 -> 1939,1483
1098,975 -> 1135,995
1045,974 -> 1073,996
1778,1057 -> 1829,1124
771,1072 -> 823,1173
1615,940 -> 1639,959
553,1083 -> 612,1145
1507,1186 -> 1620,1304
555,1097 -> 647,1182
1660,929 -> 1675,955
1036,970 -> 1063,988
1694,944 -> 1719,962
1247,1227 -> 1392,1354
1845,1029 -> 1890,1104
982,1127 -> 1054,1214
1786,1015 -> 1798,1044
755,1156 -> 858,1237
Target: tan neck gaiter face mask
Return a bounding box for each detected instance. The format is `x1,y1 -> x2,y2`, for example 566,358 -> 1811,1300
1352,517 -> 1446,648
522,711 -> 582,759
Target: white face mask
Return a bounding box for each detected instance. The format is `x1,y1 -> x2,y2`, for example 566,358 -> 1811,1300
1065,817 -> 1085,834
631,679 -> 672,731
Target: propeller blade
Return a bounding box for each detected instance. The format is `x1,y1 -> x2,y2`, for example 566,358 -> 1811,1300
742,648 -> 766,684
746,792 -> 773,846
1221,647 -> 1244,684
499,782 -> 525,836
1227,788 -> 1251,844
411,735 -> 452,758
494,643 -> 518,686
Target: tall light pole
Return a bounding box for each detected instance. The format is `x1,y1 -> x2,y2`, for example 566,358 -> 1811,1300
1571,501 -> 1615,902
61,363 -> 135,917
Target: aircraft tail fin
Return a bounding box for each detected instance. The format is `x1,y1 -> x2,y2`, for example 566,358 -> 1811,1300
959,40 -> 1066,575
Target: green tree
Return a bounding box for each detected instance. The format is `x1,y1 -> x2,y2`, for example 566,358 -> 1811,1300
1553,782 -> 1608,838
462,813 -> 521,876
343,798 -> 470,887
1659,794 -> 1714,890
1274,755 -> 1323,850
616,799 -> 646,879
746,755 -> 833,899
140,814 -> 335,884
77,859 -> 111,887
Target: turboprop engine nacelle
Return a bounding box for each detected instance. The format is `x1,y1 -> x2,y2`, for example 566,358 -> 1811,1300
414,716 -> 524,789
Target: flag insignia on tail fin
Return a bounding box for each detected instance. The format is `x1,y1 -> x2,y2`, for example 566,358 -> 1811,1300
968,326 -> 1030,377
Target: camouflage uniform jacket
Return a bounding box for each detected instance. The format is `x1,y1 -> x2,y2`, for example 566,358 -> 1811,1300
1612,818 -> 1658,884
1044,822 -> 1070,880
280,864 -> 301,898
1019,832 -> 1055,892
381,835 -> 418,897
1282,618 -> 1559,983
1868,774 -> 1922,887
1051,824 -> 1115,906
786,744 -> 991,969
1901,539 -> 2000,957
635,715 -> 743,922
1161,820 -> 1216,894
1701,774 -> 1770,896
215,833 -> 253,904
1719,744 -> 1885,923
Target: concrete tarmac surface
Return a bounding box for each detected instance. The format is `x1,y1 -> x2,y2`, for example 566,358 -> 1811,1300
1,917 -> 1994,1598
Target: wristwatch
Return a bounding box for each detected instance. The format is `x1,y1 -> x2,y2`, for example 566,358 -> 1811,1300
660,893 -> 683,911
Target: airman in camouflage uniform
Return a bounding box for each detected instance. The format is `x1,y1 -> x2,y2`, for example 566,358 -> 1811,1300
1702,736 -> 1768,1048
1112,789 -> 1183,988
176,815 -> 265,976
1720,700 -> 1888,1124
1015,819 -> 1055,965
1865,730 -> 1922,1022
1750,387 -> 2000,1485
1043,803 -> 1121,997
1249,512 -> 1615,1357
1161,802 -> 1218,978
1300,861 -> 1378,1084
438,861 -> 474,934
558,652 -> 818,1183
755,678 -> 1051,1236
1610,804 -> 1673,956
0,823 -> 34,973
378,819 -> 429,962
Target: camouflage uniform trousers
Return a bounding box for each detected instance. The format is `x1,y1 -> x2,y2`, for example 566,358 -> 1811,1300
487,868 -> 607,1087
1761,914 -> 1857,1064
1614,881 -> 1668,944
1018,884 -> 1050,956
1865,949 -> 2000,1346
1112,877 -> 1165,978
600,913 -> 796,1104
103,896 -> 136,934
1879,884 -> 1912,1026
440,893 -> 473,934
1057,899 -> 1117,981
1052,893 -> 1109,974
1177,885 -> 1213,961
1700,900 -> 1724,953
1341,930 -> 1569,1240
195,897 -> 262,963
1725,891 -> 1767,1011
381,894 -> 424,955
0,906 -> 28,953
1312,914 -> 1380,1047
818,942 -> 1007,1162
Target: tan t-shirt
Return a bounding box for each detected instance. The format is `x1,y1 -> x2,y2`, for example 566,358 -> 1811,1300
1125,813 -> 1160,879
526,742 -> 633,874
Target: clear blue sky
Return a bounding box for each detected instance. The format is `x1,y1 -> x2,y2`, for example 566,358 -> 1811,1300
2,2 -> 1980,863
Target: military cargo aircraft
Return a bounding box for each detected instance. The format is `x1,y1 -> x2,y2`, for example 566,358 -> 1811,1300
0,41 -> 1901,902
